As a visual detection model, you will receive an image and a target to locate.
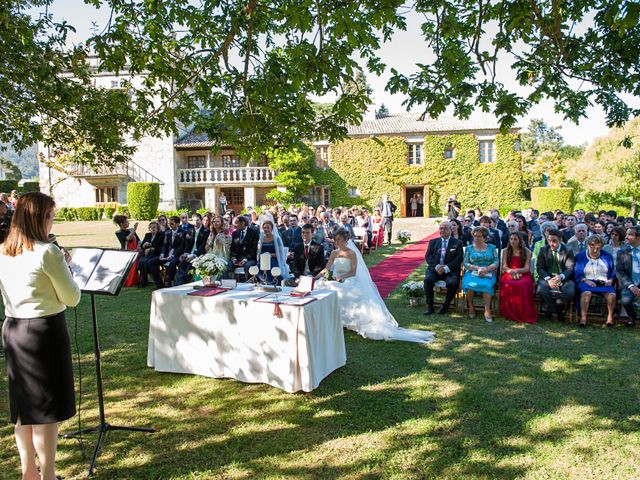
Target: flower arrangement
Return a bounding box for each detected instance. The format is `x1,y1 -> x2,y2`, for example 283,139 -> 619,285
396,230 -> 412,244
190,253 -> 228,279
402,281 -> 424,298
324,270 -> 335,281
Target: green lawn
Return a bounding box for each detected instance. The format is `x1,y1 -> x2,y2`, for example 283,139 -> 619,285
1,241 -> 639,479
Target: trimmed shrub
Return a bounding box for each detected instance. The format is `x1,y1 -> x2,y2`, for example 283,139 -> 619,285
115,205 -> 130,218
498,202 -> 532,217
57,207 -> 77,221
76,207 -> 101,221
0,180 -> 19,193
531,187 -> 574,213
127,182 -> 160,220
104,206 -> 116,220
19,181 -> 40,193
158,208 -> 189,218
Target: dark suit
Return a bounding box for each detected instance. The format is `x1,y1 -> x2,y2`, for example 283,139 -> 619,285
290,241 -> 326,278
376,200 -> 397,243
138,232 -> 164,286
616,245 -> 639,323
282,226 -> 302,249
423,236 -> 464,312
147,228 -> 186,286
230,227 -> 259,276
175,227 -> 211,285
536,244 -> 576,315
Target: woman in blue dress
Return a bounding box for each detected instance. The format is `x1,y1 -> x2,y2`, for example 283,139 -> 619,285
574,234 -> 616,327
256,220 -> 289,283
462,226 -> 499,322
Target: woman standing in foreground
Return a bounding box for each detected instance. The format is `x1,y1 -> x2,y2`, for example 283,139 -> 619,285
0,192 -> 81,480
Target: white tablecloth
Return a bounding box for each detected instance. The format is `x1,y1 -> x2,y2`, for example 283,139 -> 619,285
147,284 -> 346,392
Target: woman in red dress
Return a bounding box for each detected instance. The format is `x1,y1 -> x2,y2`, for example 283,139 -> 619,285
499,232 -> 537,323
114,214 -> 140,287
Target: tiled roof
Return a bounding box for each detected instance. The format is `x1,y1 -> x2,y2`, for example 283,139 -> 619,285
174,131 -> 214,148
174,113 -> 513,146
347,113 -> 506,136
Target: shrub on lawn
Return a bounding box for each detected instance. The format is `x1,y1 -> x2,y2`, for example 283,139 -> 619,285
127,182 -> 160,220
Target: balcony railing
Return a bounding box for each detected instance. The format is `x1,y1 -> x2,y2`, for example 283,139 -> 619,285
178,166 -> 276,184
70,160 -> 166,199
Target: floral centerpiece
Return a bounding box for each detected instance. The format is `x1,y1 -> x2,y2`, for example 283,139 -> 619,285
396,230 -> 412,244
402,281 -> 423,306
190,253 -> 228,286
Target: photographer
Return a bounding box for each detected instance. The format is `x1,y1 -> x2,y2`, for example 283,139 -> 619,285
447,194 -> 461,220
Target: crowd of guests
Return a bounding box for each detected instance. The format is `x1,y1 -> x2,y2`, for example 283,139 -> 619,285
114,196 -> 398,288
425,206 -> 640,327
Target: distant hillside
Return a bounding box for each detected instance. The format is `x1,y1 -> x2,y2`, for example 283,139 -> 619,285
0,142 -> 38,178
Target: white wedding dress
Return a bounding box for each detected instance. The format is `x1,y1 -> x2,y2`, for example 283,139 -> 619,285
316,241 -> 435,343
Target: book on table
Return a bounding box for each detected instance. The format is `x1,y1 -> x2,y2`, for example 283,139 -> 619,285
69,248 -> 138,295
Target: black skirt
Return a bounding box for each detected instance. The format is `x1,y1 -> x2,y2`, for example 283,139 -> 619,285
2,311 -> 76,425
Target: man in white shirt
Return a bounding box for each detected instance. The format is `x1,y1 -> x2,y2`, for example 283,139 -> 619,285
376,194 -> 397,245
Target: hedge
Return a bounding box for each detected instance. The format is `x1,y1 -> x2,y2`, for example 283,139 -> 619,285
20,181 -> 40,193
158,208 -> 189,218
115,205 -> 130,218
531,187 -> 574,213
56,207 -> 103,221
127,182 -> 160,220
0,180 -> 19,193
311,133 -> 524,213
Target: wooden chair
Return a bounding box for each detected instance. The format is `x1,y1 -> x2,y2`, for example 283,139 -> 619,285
370,223 -> 382,250
353,227 -> 368,254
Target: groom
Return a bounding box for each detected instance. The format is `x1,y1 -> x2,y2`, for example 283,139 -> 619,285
423,221 -> 464,315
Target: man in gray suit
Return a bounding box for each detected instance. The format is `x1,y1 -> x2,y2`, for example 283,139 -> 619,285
615,226 -> 640,327
536,229 -> 575,322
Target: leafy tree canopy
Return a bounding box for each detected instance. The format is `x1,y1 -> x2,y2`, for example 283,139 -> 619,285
266,143 -> 315,203
0,157 -> 23,182
2,1 -> 639,167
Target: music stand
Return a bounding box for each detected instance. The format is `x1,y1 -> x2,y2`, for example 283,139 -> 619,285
63,248 -> 155,476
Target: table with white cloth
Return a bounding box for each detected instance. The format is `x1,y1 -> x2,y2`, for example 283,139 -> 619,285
147,284 -> 346,393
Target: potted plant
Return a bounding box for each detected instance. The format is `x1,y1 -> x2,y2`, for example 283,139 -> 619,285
402,281 -> 423,306
190,253 -> 228,286
396,230 -> 412,244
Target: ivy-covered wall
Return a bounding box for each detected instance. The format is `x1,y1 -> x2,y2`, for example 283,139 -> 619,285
311,133 -> 524,214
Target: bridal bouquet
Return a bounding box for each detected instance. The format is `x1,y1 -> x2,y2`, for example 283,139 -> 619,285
396,230 -> 412,244
190,253 -> 228,279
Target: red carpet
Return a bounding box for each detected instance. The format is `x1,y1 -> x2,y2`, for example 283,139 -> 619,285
370,231 -> 440,299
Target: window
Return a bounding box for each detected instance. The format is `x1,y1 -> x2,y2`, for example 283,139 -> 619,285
479,140 -> 495,163
314,146 -> 330,169
95,186 -> 117,204
187,156 -> 206,168
444,147 -> 455,159
222,155 -> 241,167
110,80 -> 119,89
408,143 -> 422,165
348,187 -> 360,198
304,186 -> 330,206
514,139 -> 521,151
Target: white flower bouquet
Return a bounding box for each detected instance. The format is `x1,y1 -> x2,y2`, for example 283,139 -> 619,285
396,230 -> 412,244
402,281 -> 423,298
190,253 -> 228,279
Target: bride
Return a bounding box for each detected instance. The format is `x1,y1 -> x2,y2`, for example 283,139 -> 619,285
315,229 -> 435,343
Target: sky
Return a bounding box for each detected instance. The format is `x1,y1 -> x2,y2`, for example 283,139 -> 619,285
44,1 -> 631,147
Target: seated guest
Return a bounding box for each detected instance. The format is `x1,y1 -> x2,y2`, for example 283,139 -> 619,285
177,212 -> 194,233
478,215 -> 500,249
310,217 -> 325,245
282,215 -> 302,249
339,213 -> 355,240
113,214 -> 140,287
499,232 -> 537,323
528,209 -> 541,241
462,226 -> 499,322
515,214 -> 533,247
229,215 -> 259,277
624,217 -> 637,230
593,220 -> 606,239
603,226 -> 625,267
256,220 -> 289,283
205,215 -> 224,252
290,223 -> 326,280
566,223 -> 588,256
175,213 -> 210,285
489,209 -> 508,238
502,220 -> 524,249
563,213 -> 578,243
536,229 -> 575,322
423,221 -> 464,315
138,221 -> 164,287
153,215 -> 186,286
207,217 -> 233,277
575,234 -> 616,327
616,226 -> 640,327
157,214 -> 169,232
450,218 -> 469,245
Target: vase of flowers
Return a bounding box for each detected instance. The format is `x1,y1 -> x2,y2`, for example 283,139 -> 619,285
190,253 -> 228,286
396,230 -> 412,244
402,281 -> 423,306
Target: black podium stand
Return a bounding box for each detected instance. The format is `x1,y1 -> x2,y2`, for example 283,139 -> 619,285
63,249 -> 155,476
